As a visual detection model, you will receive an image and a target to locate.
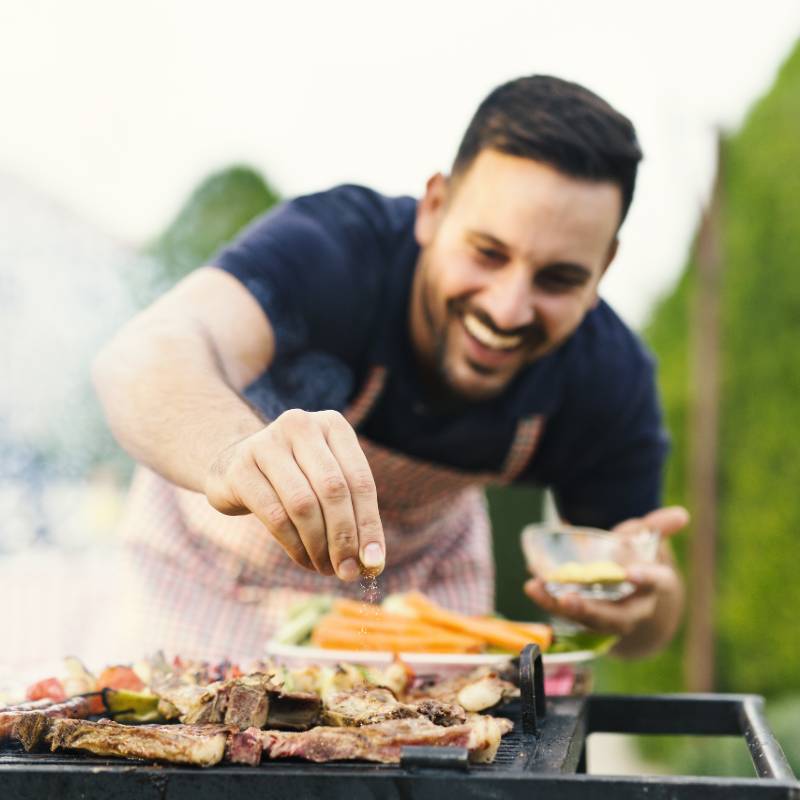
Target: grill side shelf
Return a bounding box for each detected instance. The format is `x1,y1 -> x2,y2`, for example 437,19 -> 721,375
585,693 -> 796,782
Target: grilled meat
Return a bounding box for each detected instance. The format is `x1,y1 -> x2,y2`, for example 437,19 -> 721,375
261,717 -> 473,763
154,671 -> 320,731
410,698 -> 467,726
321,687 -> 418,727
464,713 -> 514,763
3,696 -> 93,747
226,727 -> 263,766
409,668 -> 519,712
266,690 -> 320,730
261,713 -> 513,764
47,718 -> 233,767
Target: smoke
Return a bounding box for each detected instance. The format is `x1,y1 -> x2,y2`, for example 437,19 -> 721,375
0,173 -> 158,549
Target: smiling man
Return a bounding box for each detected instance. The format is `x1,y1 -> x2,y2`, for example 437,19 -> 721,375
94,75 -> 686,661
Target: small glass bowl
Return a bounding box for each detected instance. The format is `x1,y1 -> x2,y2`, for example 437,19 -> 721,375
521,523 -> 661,601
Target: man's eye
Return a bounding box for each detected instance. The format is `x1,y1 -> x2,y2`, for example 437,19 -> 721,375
535,271 -> 583,292
476,247 -> 505,263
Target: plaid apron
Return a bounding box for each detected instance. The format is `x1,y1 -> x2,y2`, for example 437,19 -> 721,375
119,365 -> 545,662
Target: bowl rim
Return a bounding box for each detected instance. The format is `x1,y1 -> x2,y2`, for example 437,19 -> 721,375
521,522 -> 660,542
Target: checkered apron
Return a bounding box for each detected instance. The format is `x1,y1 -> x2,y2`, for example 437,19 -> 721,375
118,365 -> 545,662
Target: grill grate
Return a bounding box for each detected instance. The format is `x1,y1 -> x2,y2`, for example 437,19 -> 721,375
2,647 -> 798,799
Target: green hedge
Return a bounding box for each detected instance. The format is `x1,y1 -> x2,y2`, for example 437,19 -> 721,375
599,38 -> 800,698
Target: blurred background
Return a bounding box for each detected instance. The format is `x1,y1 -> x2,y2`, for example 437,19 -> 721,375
1,0 -> 799,777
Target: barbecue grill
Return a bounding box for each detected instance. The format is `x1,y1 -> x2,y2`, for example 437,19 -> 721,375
2,646 -> 797,799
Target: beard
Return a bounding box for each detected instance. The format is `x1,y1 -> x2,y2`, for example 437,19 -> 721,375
417,272 -> 549,409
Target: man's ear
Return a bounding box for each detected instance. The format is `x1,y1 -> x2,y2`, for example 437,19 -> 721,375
591,237 -> 619,308
415,172 -> 448,246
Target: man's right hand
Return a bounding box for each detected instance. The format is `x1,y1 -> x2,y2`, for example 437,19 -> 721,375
204,409 -> 385,582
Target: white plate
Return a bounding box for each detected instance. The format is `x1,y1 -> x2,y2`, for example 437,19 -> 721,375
264,642 -> 595,676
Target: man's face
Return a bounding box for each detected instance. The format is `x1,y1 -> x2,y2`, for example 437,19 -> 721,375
411,149 -> 622,402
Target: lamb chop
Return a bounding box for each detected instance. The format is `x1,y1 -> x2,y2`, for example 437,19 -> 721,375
154,671 -> 320,731
408,667 -> 519,712
46,718 -> 233,767
320,687 -> 418,726
3,696 -> 94,748
260,713 -> 513,764
261,717 -> 472,764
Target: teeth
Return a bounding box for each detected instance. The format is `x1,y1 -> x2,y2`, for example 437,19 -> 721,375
463,313 -> 522,351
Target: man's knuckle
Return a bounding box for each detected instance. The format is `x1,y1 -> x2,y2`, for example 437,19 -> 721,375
264,502 -> 291,531
278,408 -> 307,431
350,468 -> 376,496
287,490 -> 318,519
330,526 -> 357,549
320,473 -> 349,501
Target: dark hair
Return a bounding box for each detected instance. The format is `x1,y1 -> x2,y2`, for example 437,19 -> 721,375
452,75 -> 643,225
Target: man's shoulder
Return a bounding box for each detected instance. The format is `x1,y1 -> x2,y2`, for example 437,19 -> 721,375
559,300 -> 657,411
290,184 -> 417,242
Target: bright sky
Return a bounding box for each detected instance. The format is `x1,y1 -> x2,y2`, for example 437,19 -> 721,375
1,0 -> 798,326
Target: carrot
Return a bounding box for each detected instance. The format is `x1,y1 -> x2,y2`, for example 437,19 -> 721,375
316,614 -> 484,650
403,592 -> 547,653
332,598 -> 398,618
311,626 -> 475,653
469,617 -> 553,650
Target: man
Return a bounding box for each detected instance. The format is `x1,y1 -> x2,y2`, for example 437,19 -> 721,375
94,75 -> 687,662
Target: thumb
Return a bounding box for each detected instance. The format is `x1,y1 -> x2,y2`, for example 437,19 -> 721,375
640,506 -> 690,538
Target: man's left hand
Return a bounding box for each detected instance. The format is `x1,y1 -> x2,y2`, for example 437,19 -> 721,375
523,506 -> 689,653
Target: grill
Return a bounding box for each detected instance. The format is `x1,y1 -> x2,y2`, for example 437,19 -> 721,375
1,646 -> 798,799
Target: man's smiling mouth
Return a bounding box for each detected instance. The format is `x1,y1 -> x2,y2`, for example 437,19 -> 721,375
462,312 -> 524,351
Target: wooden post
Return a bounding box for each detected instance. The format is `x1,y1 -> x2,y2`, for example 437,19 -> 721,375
685,133 -> 724,692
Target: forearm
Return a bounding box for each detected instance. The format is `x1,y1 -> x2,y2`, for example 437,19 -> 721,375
612,550 -> 685,659
93,316 -> 266,492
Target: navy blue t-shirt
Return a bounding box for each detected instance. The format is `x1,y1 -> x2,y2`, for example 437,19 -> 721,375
215,184 -> 668,529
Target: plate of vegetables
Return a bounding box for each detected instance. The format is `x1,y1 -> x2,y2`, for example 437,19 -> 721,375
266,591 -> 614,676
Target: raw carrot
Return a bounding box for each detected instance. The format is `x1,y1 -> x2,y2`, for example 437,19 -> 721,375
315,614 -> 484,650
403,592 -> 545,653
311,627 -> 476,653
469,617 -> 553,650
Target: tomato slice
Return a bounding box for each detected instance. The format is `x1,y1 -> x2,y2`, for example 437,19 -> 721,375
96,665 -> 145,692
26,677 -> 67,703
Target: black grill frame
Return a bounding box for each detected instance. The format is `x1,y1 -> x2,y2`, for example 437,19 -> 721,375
1,645 -> 798,799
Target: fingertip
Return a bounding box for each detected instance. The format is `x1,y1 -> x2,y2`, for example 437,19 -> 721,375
361,541 -> 384,570
338,558 -> 360,582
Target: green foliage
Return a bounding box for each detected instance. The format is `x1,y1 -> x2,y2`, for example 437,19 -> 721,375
148,165 -> 280,284
487,485 -> 545,620
599,39 -> 800,699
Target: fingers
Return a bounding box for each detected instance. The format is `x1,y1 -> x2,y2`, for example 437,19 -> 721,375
524,578 -> 658,637
640,506 -> 690,537
228,459 -> 313,571
613,506 -> 690,538
208,409 -> 383,582
320,411 -> 385,574
253,435 -> 335,577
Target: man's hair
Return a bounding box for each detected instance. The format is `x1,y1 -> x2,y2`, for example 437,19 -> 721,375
452,75 -> 643,225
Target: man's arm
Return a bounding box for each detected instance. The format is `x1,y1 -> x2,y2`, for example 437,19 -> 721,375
92,267 -> 385,581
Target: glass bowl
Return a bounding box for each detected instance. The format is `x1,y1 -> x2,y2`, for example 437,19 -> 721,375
521,523 -> 661,601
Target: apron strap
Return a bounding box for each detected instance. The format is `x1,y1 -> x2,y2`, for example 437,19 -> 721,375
499,414 -> 546,482
344,365 -> 388,429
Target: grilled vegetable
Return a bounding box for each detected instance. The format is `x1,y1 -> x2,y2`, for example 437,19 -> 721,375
102,688 -> 163,723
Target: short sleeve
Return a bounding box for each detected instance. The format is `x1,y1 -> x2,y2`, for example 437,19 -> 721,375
213,186 -> 390,363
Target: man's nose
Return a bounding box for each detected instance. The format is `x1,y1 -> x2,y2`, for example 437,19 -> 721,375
480,265 -> 535,331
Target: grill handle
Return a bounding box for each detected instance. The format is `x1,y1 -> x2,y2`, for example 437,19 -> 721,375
586,693 -> 795,782
399,745 -> 469,771
519,643 -> 546,736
